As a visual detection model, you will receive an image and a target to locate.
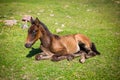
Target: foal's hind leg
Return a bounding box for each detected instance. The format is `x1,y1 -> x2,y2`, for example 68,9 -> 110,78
80,43 -> 96,56
76,51 -> 86,63
85,53 -> 96,59
76,50 -> 93,63
79,52 -> 94,63
78,50 -> 97,63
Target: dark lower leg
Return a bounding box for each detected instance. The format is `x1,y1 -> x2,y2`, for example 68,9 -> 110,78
51,53 -> 80,62
79,51 -> 86,63
84,45 -> 96,56
51,54 -> 66,61
65,54 -> 75,61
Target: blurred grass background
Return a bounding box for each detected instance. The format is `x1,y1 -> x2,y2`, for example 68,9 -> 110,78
0,0 -> 120,80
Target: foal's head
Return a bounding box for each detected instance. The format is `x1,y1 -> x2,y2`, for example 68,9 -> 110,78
25,17 -> 43,48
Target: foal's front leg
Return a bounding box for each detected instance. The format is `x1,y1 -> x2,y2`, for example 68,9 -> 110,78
35,52 -> 52,60
51,52 -> 82,62
35,45 -> 68,61
35,53 -> 53,60
51,55 -> 67,61
35,45 -> 53,60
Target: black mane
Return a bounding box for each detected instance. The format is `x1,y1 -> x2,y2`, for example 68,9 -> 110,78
39,21 -> 52,36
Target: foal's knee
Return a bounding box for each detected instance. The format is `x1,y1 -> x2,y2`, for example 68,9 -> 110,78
35,54 -> 43,61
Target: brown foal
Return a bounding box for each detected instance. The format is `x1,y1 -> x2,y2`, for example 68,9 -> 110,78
25,17 -> 100,63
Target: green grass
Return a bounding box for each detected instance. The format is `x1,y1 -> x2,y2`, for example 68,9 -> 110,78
0,0 -> 120,80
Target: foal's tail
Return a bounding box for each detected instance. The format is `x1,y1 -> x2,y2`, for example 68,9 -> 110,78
91,42 -> 100,55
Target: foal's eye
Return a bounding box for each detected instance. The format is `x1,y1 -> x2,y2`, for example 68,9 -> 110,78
33,30 -> 36,33
32,30 -> 37,36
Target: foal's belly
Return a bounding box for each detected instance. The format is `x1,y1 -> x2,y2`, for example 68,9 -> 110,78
51,43 -> 80,55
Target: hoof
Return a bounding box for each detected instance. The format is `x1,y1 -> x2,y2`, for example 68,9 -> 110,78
35,54 -> 43,61
79,58 -> 85,63
86,51 -> 96,59
51,55 -> 60,62
67,55 -> 74,61
88,51 -> 96,56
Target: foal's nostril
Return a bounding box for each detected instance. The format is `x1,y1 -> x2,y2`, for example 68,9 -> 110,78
25,43 -> 31,48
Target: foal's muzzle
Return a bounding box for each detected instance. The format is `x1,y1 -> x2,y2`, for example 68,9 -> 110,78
25,43 -> 32,48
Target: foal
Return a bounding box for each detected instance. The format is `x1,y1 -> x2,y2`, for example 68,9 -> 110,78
25,17 -> 100,63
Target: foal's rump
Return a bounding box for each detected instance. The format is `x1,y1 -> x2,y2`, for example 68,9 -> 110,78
74,34 -> 92,48
75,34 -> 100,55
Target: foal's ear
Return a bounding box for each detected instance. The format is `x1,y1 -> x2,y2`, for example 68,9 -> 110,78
30,17 -> 34,24
35,17 -> 40,25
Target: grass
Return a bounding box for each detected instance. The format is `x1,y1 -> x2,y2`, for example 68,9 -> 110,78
0,0 -> 120,80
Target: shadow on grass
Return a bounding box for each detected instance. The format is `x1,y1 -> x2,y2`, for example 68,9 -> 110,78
26,47 -> 42,58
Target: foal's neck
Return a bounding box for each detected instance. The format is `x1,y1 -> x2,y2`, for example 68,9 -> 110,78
39,21 -> 53,48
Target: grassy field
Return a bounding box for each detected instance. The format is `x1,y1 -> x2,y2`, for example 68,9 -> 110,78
0,0 -> 120,80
